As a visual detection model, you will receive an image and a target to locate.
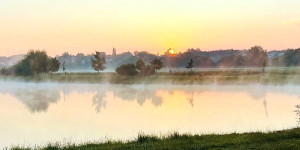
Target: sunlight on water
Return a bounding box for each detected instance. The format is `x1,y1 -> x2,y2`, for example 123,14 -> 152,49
0,82 -> 299,148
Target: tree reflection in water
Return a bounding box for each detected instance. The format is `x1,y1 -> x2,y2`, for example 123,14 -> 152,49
1,82 -> 300,116
0,83 -> 60,113
13,89 -> 60,113
247,85 -> 268,118
112,86 -> 163,107
92,90 -> 107,113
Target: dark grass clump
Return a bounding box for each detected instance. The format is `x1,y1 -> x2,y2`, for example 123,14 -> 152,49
136,134 -> 159,143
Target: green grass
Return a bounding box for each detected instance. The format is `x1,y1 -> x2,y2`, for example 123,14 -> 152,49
11,128 -> 300,150
1,69 -> 300,85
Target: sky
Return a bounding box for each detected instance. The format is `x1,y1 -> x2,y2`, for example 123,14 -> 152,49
0,0 -> 300,56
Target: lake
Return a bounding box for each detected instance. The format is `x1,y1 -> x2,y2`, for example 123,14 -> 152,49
0,81 -> 299,148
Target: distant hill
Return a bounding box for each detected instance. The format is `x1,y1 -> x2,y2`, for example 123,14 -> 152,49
0,54 -> 24,68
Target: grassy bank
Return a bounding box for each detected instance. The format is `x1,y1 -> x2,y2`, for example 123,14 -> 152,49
12,128 -> 300,150
1,69 -> 300,85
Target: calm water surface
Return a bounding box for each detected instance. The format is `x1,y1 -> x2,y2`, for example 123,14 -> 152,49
0,81 -> 299,148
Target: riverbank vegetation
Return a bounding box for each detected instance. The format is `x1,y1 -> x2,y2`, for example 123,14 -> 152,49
12,128 -> 300,150
1,69 -> 300,85
0,47 -> 299,84
3,46 -> 300,71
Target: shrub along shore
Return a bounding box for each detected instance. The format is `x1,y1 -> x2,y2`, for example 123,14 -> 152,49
1,69 -> 300,85
12,128 -> 300,150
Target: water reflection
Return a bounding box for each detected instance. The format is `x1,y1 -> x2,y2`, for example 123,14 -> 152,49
91,86 -> 164,113
1,82 -> 300,115
92,90 -> 107,113
0,83 -> 60,113
14,89 -> 60,113
112,86 -> 163,107
187,92 -> 194,107
1,82 -> 300,148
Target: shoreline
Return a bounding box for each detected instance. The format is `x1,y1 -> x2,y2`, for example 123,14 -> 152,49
12,128 -> 300,150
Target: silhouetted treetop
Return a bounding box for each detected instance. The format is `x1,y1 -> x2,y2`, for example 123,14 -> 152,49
91,51 -> 106,73
14,50 -> 58,76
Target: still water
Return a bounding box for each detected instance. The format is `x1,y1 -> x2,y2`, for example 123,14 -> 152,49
0,81 -> 299,148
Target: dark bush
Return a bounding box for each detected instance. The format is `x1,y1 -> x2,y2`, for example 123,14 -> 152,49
116,64 -> 139,76
12,50 -> 60,76
14,50 -> 49,76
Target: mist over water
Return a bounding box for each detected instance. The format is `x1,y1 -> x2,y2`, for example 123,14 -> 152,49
0,81 -> 299,148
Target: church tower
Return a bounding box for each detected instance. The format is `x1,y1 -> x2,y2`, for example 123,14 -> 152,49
112,47 -> 117,56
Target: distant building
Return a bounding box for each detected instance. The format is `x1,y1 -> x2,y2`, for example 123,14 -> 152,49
112,47 -> 117,56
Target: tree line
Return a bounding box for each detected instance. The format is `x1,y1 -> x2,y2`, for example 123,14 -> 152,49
115,58 -> 163,76
2,45 -> 300,76
91,51 -> 163,76
0,50 -> 164,76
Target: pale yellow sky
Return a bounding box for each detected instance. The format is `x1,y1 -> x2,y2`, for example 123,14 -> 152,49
0,0 -> 300,56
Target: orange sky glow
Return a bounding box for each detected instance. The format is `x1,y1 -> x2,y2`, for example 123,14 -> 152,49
0,0 -> 300,56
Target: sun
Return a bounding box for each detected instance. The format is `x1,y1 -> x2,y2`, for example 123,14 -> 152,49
168,49 -> 175,55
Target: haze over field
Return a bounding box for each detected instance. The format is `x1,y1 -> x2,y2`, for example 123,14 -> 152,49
1,0 -> 300,56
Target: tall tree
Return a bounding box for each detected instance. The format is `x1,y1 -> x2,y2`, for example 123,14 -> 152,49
246,46 -> 268,67
15,50 -> 49,76
91,51 -> 106,74
116,63 -> 138,76
186,59 -> 194,72
150,58 -> 163,72
29,50 -> 49,75
48,57 -> 60,74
